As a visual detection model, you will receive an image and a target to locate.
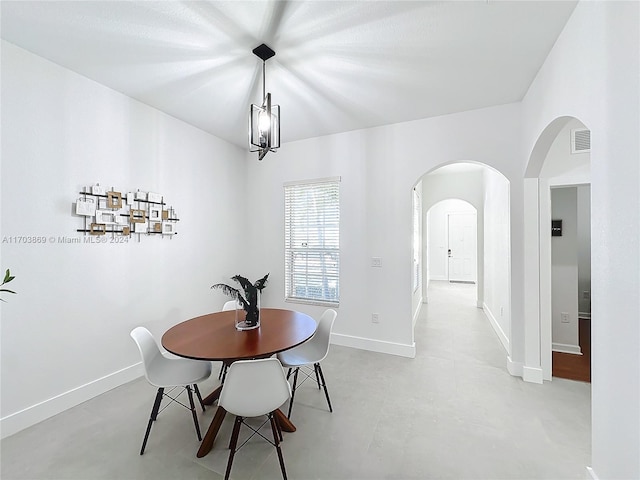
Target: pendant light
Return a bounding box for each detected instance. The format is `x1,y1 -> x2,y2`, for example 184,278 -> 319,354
249,44 -> 280,161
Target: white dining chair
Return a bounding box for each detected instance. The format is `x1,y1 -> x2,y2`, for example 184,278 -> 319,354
218,357 -> 292,480
130,326 -> 212,455
277,309 -> 337,418
222,299 -> 242,311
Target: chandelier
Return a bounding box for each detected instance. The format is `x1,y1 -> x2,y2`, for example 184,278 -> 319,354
249,44 -> 280,161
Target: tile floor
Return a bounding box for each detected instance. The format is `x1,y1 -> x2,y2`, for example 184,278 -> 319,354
1,281 -> 591,479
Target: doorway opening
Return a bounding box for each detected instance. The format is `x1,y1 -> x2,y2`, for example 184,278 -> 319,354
525,116 -> 591,382
411,162 -> 511,359
427,199 -> 477,285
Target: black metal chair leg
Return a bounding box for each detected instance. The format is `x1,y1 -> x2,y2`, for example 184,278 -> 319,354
140,387 -> 164,455
287,368 -> 300,418
313,363 -> 322,389
274,411 -> 284,442
193,384 -> 206,412
316,363 -> 333,413
186,386 -> 202,441
224,416 -> 243,480
270,412 -> 288,480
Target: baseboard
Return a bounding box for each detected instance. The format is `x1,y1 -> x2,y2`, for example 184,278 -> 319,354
523,365 -> 544,384
586,466 -> 599,480
507,356 -> 523,377
412,299 -> 422,327
331,333 -> 416,358
430,275 -> 447,282
552,342 -> 583,355
482,303 -> 510,354
506,357 -> 543,384
1,362 -> 143,439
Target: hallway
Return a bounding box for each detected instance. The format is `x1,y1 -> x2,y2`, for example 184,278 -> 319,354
414,281 -> 591,477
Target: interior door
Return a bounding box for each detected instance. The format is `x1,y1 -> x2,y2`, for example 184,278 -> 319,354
447,213 -> 477,283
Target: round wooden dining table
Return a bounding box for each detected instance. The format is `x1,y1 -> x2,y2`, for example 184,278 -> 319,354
161,308 -> 317,458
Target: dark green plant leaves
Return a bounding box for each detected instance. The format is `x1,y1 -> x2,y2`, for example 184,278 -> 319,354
0,268 -> 16,302
211,273 -> 269,312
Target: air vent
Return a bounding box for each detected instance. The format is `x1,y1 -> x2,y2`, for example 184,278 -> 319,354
571,128 -> 590,153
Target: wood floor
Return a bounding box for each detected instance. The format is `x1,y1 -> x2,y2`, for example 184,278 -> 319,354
552,317 -> 591,383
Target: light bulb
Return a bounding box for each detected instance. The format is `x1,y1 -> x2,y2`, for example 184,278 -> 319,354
258,110 -> 271,135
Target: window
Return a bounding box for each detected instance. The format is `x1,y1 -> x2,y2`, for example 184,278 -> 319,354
284,178 -> 340,305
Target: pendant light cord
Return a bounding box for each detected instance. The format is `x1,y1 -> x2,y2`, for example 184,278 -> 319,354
262,60 -> 266,100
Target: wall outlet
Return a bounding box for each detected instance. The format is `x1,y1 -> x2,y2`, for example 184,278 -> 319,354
371,257 -> 382,267
372,313 -> 380,323
561,312 -> 570,323
582,291 -> 590,300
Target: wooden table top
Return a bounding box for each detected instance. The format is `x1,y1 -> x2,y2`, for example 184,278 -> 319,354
161,308 -> 317,361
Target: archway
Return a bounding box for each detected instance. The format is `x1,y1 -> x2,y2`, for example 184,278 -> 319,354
411,162 -> 512,357
524,116 -> 591,381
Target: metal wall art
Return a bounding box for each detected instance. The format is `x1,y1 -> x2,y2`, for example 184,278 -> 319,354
74,183 -> 178,240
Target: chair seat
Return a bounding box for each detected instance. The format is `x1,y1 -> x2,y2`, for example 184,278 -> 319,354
277,344 -> 324,367
145,353 -> 212,388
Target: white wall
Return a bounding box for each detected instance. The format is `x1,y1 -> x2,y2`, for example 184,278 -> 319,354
576,185 -> 591,315
0,41 -> 247,436
521,2 -> 640,477
483,167 -> 511,353
551,187 -> 579,353
242,103 -> 522,359
411,180 -> 423,323
540,119 -> 591,185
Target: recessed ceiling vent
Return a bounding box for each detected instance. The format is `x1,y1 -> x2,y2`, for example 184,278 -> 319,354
571,128 -> 591,154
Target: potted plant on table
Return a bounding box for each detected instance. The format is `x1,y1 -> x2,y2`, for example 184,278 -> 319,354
211,273 -> 269,330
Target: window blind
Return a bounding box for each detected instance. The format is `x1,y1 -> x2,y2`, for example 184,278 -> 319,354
284,179 -> 340,305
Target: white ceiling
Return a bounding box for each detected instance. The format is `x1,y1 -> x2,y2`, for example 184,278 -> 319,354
0,1 -> 577,149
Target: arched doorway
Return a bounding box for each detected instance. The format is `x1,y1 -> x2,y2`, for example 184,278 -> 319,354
524,116 -> 591,381
411,162 -> 512,358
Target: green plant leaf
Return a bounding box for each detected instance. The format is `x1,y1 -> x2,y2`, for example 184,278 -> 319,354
3,269 -> 14,284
